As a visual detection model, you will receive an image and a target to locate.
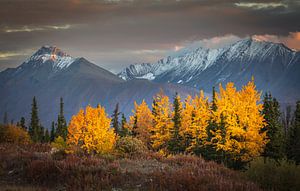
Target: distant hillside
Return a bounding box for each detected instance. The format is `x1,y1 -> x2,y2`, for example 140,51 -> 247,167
0,46 -> 196,127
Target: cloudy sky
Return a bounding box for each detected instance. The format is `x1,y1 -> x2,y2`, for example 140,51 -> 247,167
0,0 -> 299,73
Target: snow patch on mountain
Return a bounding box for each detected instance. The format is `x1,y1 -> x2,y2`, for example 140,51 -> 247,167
24,46 -> 76,70
118,37 -> 299,85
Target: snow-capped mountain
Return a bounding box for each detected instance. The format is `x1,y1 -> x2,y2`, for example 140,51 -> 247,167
24,46 -> 76,70
119,37 -> 300,103
0,46 -> 196,127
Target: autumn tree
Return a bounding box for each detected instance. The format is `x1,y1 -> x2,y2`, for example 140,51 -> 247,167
0,124 -> 31,144
67,105 -> 116,154
211,81 -> 267,167
180,95 -> 195,152
189,91 -> 211,156
56,97 -> 67,140
128,100 -> 153,148
262,93 -> 284,161
151,91 -> 173,154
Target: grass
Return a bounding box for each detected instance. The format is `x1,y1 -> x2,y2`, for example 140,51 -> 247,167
0,143 -> 261,191
245,157 -> 300,191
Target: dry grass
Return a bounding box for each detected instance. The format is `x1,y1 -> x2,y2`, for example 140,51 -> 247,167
0,143 -> 261,191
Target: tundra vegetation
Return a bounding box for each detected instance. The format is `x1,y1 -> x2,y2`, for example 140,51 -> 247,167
1,80 -> 300,191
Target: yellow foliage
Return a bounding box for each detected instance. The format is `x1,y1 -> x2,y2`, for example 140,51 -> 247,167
151,91 -> 173,152
180,92 -> 211,152
0,124 -> 31,144
128,100 -> 153,148
67,105 -> 116,154
181,95 -> 194,137
212,81 -> 267,162
190,91 -> 211,151
51,136 -> 67,150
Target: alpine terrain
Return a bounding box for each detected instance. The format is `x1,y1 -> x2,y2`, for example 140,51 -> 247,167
119,37 -> 300,103
0,46 -> 196,127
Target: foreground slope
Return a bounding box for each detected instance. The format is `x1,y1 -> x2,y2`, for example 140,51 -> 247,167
0,143 -> 262,191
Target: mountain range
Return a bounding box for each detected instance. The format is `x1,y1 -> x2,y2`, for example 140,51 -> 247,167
119,37 -> 300,103
0,46 -> 195,127
1,37 -> 299,128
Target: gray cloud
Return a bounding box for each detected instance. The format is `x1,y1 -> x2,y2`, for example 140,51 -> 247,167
0,0 -> 299,73
3,24 -> 72,33
234,2 -> 288,10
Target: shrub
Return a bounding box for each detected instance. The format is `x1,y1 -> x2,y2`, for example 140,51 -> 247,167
0,124 -> 31,144
115,136 -> 147,157
51,136 -> 67,150
245,157 -> 300,191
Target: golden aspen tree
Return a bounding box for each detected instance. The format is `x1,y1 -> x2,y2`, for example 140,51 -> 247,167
181,95 -> 196,152
67,105 -> 116,154
151,91 -> 173,154
212,81 -> 267,162
189,91 -> 211,154
129,100 -> 153,148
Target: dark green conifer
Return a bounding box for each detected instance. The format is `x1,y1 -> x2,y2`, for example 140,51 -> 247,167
19,117 -> 26,130
111,103 -> 120,135
29,97 -> 41,142
262,93 -> 284,161
50,121 -> 56,142
168,93 -> 184,154
44,129 -> 50,143
287,101 -> 300,164
119,113 -> 129,137
56,97 -> 67,140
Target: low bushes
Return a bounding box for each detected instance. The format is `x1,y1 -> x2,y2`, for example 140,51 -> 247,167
0,124 -> 31,144
245,157 -> 300,191
0,143 -> 261,191
115,136 -> 148,157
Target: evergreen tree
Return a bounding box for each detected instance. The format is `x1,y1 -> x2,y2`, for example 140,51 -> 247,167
40,126 -> 45,142
29,97 -> 41,142
56,97 -> 67,140
111,103 -> 120,135
3,112 -> 8,125
203,87 -> 219,161
44,129 -> 50,143
121,113 -> 127,130
119,113 -> 129,137
262,93 -> 284,161
19,117 -> 26,130
287,101 -> 300,164
211,86 -> 217,112
168,93 -> 184,154
132,114 -> 138,136
283,105 -> 292,138
50,121 -> 56,142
